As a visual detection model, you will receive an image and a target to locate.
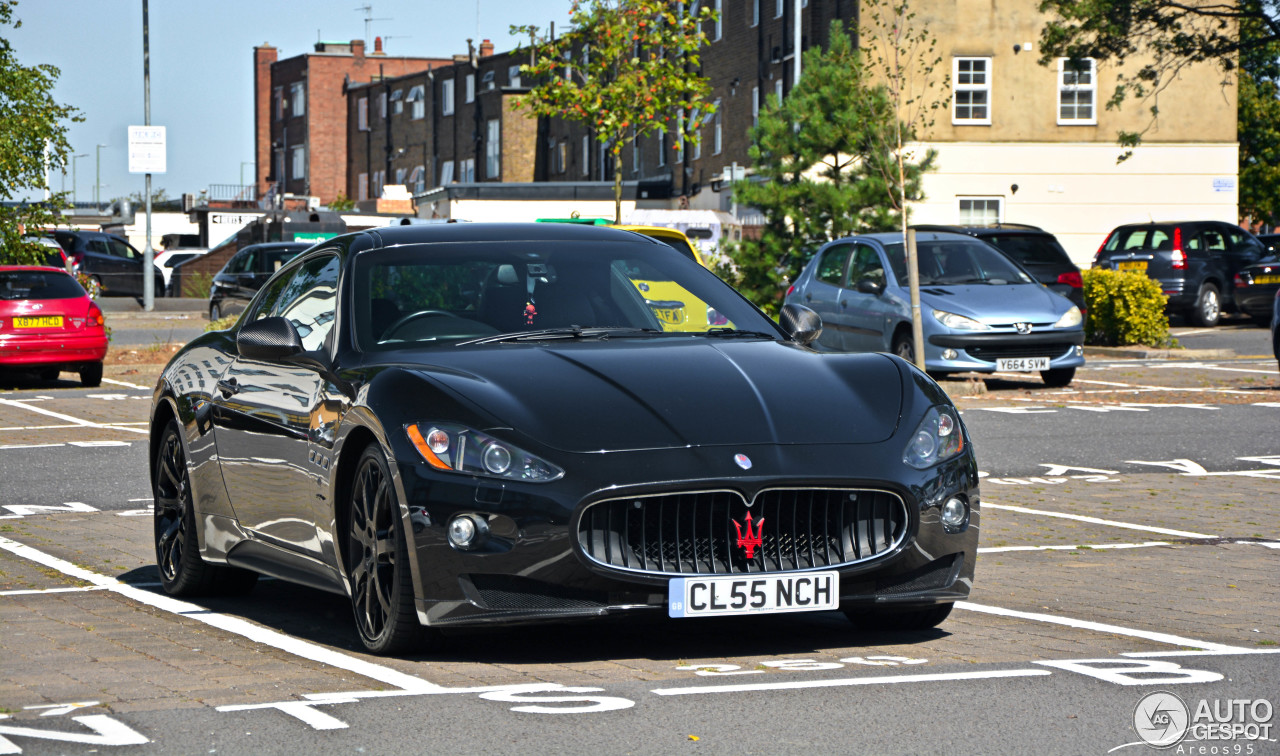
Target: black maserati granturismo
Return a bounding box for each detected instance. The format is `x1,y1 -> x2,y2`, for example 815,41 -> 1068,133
149,222 -> 979,654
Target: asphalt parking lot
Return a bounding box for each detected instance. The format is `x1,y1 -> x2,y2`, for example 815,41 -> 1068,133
0,322 -> 1277,754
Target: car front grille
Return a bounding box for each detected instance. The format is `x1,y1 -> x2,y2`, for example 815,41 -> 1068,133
577,488 -> 909,576
965,342 -> 1075,361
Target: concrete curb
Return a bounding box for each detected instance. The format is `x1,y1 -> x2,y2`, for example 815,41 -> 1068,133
96,297 -> 206,314
1083,347 -> 1237,360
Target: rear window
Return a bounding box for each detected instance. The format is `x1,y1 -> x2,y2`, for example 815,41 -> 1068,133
1103,226 -> 1201,253
0,270 -> 86,301
983,234 -> 1070,266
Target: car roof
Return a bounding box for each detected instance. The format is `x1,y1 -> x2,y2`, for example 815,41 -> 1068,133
914,223 -> 1050,236
828,229 -> 980,245
366,221 -> 664,247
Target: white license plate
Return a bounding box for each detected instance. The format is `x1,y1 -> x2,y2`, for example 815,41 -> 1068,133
668,572 -> 839,618
996,356 -> 1049,372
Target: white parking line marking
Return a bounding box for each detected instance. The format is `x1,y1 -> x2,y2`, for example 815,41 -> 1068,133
0,443 -> 64,450
0,586 -> 112,597
0,534 -> 443,694
101,378 -> 149,390
979,541 -> 1171,553
982,502 -> 1215,539
1123,649 -> 1280,658
955,602 -> 1248,652
0,398 -> 147,435
650,668 -> 1052,696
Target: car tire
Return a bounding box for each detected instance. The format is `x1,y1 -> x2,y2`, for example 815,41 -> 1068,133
79,363 -> 103,388
1189,283 -> 1221,327
153,419 -> 258,596
346,442 -> 433,655
844,602 -> 953,632
1040,367 -> 1076,387
892,332 -> 915,363
209,302 -> 222,321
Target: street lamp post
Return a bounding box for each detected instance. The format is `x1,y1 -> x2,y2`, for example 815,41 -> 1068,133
95,143 -> 108,206
71,153 -> 88,205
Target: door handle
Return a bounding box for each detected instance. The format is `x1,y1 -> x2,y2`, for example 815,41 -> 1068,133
804,293 -> 812,302
216,378 -> 240,397
840,300 -> 849,308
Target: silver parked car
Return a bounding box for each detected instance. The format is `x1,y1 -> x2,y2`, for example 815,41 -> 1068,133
785,230 -> 1085,386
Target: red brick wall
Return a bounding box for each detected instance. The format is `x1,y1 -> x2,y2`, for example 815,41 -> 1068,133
253,46 -> 278,200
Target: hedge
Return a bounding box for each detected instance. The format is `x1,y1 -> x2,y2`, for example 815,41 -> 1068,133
1082,268 -> 1173,347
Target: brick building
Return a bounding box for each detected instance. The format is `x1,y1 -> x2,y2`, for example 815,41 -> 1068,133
253,38 -> 452,206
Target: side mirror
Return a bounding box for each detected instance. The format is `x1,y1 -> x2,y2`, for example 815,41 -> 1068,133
855,277 -> 884,295
779,303 -> 823,347
237,316 -> 304,361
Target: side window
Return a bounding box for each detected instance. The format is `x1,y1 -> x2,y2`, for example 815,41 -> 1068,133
225,251 -> 248,274
815,245 -> 851,286
88,240 -> 112,256
269,255 -> 340,352
850,246 -> 885,289
109,239 -> 139,260
1201,229 -> 1227,253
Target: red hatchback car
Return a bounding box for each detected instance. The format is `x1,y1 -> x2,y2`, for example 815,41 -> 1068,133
0,266 -> 108,386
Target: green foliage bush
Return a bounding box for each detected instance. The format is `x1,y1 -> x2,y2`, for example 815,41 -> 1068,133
1082,268 -> 1172,347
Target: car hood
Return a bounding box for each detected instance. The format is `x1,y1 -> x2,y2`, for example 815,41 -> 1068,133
917,282 -> 1071,323
405,340 -> 904,453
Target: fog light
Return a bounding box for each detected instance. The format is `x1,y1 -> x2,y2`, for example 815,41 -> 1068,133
448,514 -> 488,549
1074,345 -> 1083,357
482,443 -> 512,474
941,496 -> 968,529
942,348 -> 958,360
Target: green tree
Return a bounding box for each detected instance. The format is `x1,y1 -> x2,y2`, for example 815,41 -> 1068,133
1238,12 -> 1280,225
513,0 -> 717,223
720,21 -> 935,315
1037,0 -> 1273,159
328,192 -> 356,212
0,0 -> 81,264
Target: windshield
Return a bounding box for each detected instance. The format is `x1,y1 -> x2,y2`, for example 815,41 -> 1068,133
352,239 -> 774,349
885,239 -> 1034,285
0,270 -> 86,301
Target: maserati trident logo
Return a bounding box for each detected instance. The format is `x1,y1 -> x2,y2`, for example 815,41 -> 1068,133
733,511 -> 765,559
1014,322 -> 1032,334
734,453 -> 752,470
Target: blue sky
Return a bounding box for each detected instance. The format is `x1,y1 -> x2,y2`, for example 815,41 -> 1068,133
10,0 -> 571,203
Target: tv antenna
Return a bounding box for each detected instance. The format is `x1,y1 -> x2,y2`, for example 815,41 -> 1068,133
354,4 -> 392,46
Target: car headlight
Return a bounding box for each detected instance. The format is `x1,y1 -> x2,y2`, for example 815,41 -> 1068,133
932,309 -> 990,331
406,423 -> 563,482
1053,306 -> 1082,328
903,406 -> 965,469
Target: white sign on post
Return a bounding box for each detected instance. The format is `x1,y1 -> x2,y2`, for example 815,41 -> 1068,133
127,125 -> 166,174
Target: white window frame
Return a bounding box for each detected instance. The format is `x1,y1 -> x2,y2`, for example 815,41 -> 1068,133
357,97 -> 369,131
509,64 -> 522,88
712,0 -> 722,41
441,79 -> 455,116
440,160 -> 455,185
391,88 -> 403,115
582,136 -> 590,176
274,86 -> 284,120
460,158 -> 475,183
408,86 -> 426,120
1057,57 -> 1097,125
291,145 -> 306,180
693,128 -> 702,161
372,170 -> 384,197
378,92 -> 387,119
675,113 -> 685,164
486,119 -> 501,178
958,197 -> 1003,225
713,99 -> 722,155
752,0 -> 759,27
290,82 -> 306,117
952,57 -> 991,125
752,86 -> 759,127
357,172 -> 368,201
775,79 -> 783,105
632,128 -> 641,173
408,165 -> 424,193
657,128 -> 666,167
465,73 -> 475,103
775,0 -> 783,19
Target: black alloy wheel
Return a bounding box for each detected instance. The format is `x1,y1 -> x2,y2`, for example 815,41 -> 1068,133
346,443 -> 430,655
209,302 -> 222,321
892,332 -> 915,363
845,602 -> 953,632
153,419 -> 257,595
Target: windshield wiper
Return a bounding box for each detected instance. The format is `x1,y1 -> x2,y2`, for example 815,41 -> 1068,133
456,327 -> 663,346
703,327 -> 779,339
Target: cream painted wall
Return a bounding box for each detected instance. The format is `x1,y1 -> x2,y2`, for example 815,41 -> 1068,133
910,141 -> 1240,265
440,199 -> 639,223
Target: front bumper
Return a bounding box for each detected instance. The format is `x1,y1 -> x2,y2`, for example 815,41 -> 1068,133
396,442 -> 979,628
924,330 -> 1085,374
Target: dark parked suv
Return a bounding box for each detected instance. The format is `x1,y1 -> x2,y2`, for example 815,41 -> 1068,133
1093,221 -> 1267,326
50,230 -> 164,298
915,224 -> 1084,311
208,242 -> 311,319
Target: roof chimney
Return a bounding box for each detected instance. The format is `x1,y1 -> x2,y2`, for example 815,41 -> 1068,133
352,38 -> 366,60
479,38 -> 494,58
373,36 -> 385,55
